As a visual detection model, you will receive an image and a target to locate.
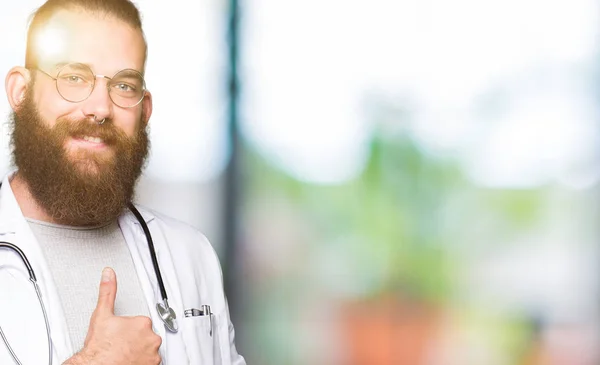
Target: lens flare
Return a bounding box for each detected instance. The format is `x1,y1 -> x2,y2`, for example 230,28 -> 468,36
34,25 -> 67,61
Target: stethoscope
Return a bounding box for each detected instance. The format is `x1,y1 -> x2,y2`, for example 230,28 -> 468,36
0,193 -> 178,365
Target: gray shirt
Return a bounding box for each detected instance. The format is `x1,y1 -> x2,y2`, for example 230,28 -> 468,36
27,219 -> 150,351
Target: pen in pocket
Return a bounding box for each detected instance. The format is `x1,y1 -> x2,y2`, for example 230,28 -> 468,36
184,305 -> 213,336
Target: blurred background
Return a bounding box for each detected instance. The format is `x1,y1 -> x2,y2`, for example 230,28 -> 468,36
2,0 -> 600,364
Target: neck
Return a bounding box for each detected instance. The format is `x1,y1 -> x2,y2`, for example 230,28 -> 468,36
11,173 -> 64,224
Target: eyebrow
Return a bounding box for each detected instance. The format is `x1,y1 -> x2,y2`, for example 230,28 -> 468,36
50,61 -> 80,71
46,61 -> 91,74
49,62 -> 144,76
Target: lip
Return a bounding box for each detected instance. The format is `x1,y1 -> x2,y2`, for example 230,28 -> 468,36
69,136 -> 109,150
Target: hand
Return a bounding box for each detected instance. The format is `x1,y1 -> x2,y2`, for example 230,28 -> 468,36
63,267 -> 162,365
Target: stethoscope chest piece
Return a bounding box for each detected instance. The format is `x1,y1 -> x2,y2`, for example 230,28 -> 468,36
157,301 -> 178,333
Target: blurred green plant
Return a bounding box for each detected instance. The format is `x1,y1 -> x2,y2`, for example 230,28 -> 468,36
244,106 -> 547,305
245,129 -> 465,303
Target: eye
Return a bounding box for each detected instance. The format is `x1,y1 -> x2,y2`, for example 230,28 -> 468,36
114,83 -> 136,93
61,74 -> 87,84
113,82 -> 138,94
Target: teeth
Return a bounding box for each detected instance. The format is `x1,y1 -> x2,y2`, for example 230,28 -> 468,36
82,136 -> 103,143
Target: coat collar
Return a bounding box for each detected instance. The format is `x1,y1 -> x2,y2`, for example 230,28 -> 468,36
121,204 -> 156,226
0,172 -> 22,235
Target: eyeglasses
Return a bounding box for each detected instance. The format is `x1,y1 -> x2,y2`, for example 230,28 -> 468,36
34,63 -> 147,108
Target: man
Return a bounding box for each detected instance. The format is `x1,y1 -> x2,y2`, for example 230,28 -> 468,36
0,0 -> 245,364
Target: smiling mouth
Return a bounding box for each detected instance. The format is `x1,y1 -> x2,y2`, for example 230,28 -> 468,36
68,135 -> 110,150
81,136 -> 104,144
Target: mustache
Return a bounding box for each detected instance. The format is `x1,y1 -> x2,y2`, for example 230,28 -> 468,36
54,118 -> 132,146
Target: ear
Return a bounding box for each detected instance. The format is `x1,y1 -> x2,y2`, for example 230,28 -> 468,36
141,90 -> 153,126
5,67 -> 31,110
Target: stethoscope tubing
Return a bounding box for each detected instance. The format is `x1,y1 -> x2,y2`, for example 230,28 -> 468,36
127,203 -> 169,303
0,241 -> 53,365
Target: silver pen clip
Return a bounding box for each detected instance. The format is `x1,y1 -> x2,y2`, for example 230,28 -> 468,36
184,305 -> 213,336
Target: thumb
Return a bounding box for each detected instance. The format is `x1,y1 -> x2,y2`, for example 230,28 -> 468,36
95,267 -> 117,315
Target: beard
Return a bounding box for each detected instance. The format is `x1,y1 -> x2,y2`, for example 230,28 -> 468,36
9,93 -> 150,226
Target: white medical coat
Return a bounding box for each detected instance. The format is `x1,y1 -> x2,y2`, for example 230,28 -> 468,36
0,175 -> 246,365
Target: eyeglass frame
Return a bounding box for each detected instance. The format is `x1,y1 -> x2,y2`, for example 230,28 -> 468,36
32,62 -> 147,108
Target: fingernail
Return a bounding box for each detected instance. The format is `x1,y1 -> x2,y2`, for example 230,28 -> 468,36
101,268 -> 112,282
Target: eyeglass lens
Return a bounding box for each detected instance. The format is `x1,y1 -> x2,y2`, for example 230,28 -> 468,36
55,63 -> 145,108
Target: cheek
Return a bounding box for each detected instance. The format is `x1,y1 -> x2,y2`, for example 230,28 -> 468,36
33,91 -> 78,127
113,109 -> 143,137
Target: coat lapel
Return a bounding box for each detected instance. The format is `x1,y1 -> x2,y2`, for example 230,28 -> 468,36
0,175 -> 74,363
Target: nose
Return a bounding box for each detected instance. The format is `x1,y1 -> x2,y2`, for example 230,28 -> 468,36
81,76 -> 113,123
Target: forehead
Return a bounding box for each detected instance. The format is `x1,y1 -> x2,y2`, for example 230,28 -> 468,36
33,9 -> 146,75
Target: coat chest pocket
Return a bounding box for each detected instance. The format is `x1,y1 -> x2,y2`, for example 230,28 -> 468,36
181,313 -> 223,365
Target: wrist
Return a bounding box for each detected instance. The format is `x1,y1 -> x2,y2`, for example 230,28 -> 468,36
63,348 -> 95,365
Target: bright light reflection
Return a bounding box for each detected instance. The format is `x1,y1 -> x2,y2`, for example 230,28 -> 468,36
34,25 -> 67,61
138,0 -> 226,183
245,0 -> 599,188
465,95 -> 599,189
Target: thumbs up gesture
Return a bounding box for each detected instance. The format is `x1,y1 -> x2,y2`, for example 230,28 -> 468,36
63,268 -> 162,365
